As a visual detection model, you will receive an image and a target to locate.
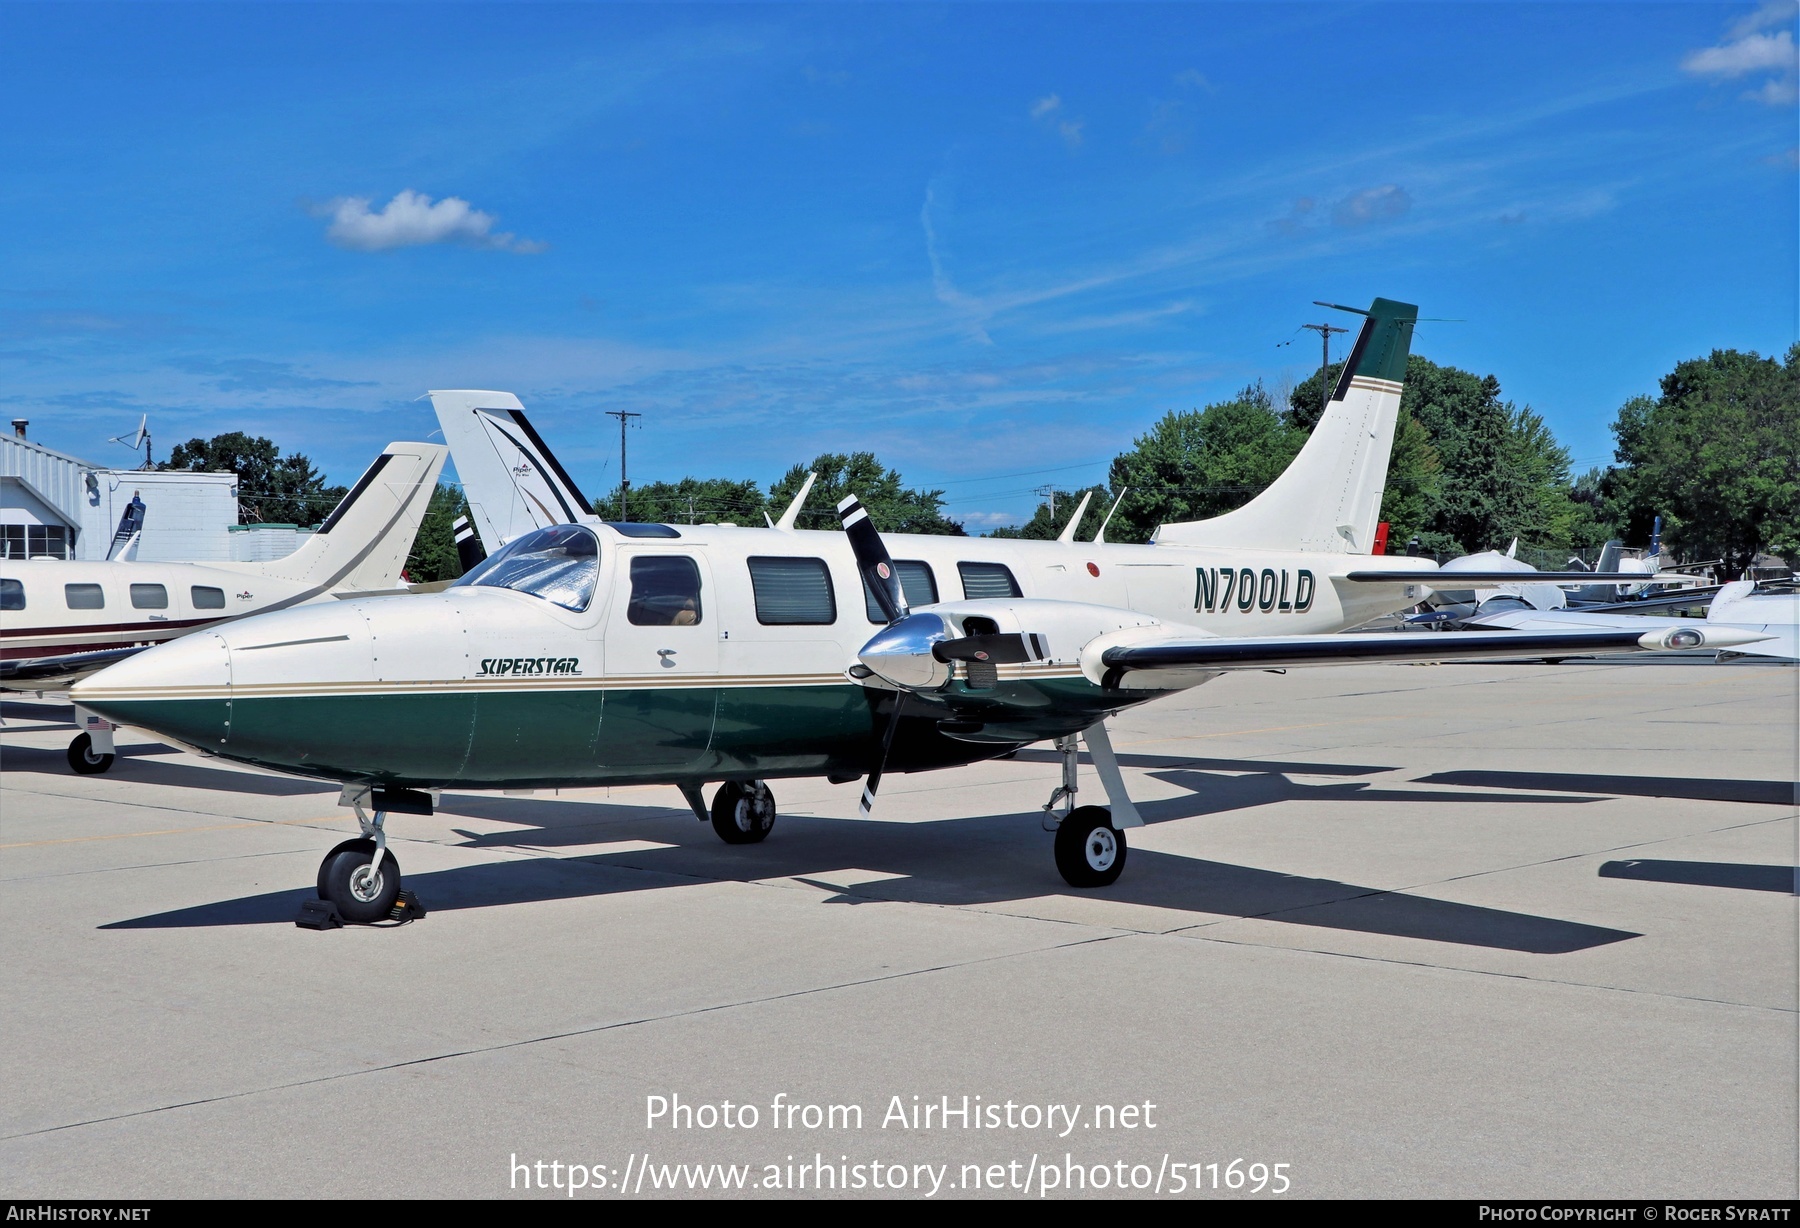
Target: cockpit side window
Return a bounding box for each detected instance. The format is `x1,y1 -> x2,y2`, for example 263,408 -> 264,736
452,524 -> 600,612
627,556 -> 703,626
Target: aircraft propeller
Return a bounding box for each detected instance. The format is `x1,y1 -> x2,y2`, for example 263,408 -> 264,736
836,494 -> 911,816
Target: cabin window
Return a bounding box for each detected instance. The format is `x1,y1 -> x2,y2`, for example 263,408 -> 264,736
0,579 -> 23,611
863,560 -> 939,622
452,524 -> 600,613
627,556 -> 703,626
606,522 -> 682,539
129,583 -> 169,610
957,562 -> 1021,600
191,586 -> 226,609
747,556 -> 836,625
64,583 -> 104,610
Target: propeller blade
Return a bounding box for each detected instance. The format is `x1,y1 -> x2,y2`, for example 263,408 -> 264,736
837,494 -> 907,624
859,696 -> 906,818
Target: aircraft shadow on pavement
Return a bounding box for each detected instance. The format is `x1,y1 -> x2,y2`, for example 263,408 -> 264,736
0,742 -> 333,798
104,775 -> 1638,953
1599,859 -> 1797,894
1415,770 -> 1796,807
1011,748 -> 1391,776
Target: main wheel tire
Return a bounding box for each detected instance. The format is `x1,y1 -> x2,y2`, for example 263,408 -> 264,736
317,838 -> 402,924
1053,805 -> 1127,888
67,733 -> 114,775
710,781 -> 776,845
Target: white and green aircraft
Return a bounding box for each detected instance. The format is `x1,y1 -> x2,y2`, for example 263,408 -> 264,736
67,299 -> 1762,921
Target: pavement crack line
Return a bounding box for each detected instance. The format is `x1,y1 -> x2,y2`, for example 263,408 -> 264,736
0,931 -> 1133,1144
1160,929 -> 1797,1016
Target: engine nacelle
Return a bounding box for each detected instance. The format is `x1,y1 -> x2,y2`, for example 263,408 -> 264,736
855,599 -> 1180,693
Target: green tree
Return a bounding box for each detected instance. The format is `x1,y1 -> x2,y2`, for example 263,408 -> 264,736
403,483 -> 469,584
989,485 -> 1116,540
595,477 -> 768,525
1104,381 -> 1305,543
1606,345 -> 1800,575
160,432 -> 345,525
766,453 -> 966,535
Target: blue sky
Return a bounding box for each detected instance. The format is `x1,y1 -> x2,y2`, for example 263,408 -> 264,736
3,2 -> 1794,532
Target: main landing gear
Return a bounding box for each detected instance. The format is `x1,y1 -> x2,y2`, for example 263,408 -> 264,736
67,732 -> 114,775
1043,733 -> 1128,888
710,780 -> 776,845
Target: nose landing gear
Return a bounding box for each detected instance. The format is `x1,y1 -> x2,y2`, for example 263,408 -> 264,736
314,804 -> 409,924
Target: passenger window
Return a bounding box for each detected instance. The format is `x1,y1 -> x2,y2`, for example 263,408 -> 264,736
863,560 -> 939,622
627,556 -> 703,626
191,586 -> 226,609
747,557 -> 836,625
130,583 -> 169,610
64,583 -> 105,610
957,562 -> 1021,600
0,578 -> 23,611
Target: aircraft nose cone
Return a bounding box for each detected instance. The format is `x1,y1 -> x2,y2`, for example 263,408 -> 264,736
72,631 -> 233,751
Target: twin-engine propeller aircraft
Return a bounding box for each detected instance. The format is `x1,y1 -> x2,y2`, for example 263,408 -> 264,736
3,443 -> 447,773
68,300 -> 1764,921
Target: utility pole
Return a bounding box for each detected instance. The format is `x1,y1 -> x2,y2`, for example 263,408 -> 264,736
1299,320 -> 1349,408
1034,485 -> 1058,520
605,410 -> 641,521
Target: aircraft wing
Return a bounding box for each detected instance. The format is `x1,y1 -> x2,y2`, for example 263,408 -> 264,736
1098,625 -> 1770,685
1344,570 -> 1709,586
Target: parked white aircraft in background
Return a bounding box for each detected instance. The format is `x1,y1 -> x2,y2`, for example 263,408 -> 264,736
71,299 -> 1764,921
2,442 -> 448,772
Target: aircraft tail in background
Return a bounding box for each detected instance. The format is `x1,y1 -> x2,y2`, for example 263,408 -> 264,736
429,391 -> 599,553
1155,297 -> 1417,555
227,442 -> 447,596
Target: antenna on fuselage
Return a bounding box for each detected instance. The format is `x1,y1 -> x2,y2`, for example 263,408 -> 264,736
775,472 -> 817,533
1056,491 -> 1094,544
1094,487 -> 1127,543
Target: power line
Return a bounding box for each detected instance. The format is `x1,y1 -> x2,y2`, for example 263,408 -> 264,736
605,410 -> 643,521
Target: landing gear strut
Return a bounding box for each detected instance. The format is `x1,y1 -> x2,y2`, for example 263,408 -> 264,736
710,780 -> 776,845
1043,732 -> 1128,889
67,732 -> 114,775
316,805 -> 402,923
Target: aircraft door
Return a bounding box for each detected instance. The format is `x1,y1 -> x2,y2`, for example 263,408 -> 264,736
597,550 -> 719,776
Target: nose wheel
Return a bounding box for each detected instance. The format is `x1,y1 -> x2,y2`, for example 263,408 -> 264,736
710,780 -> 776,844
1053,805 -> 1127,888
313,804 -> 411,924
317,838 -> 403,923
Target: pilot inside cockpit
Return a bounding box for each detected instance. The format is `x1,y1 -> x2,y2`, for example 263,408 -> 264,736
627,556 -> 704,627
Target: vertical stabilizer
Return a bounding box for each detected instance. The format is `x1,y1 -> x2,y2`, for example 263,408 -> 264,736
429,390 -> 598,551
1155,297 -> 1416,553
236,443 -> 447,594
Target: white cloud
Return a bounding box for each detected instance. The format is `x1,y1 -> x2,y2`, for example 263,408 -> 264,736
318,190 -> 545,253
1029,94 -> 1083,147
1683,8 -> 1796,108
1332,184 -> 1411,226
1682,27 -> 1796,76
1728,0 -> 1798,40
1746,73 -> 1800,103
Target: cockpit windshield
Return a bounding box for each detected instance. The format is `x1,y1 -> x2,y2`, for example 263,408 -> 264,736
452,524 -> 600,612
